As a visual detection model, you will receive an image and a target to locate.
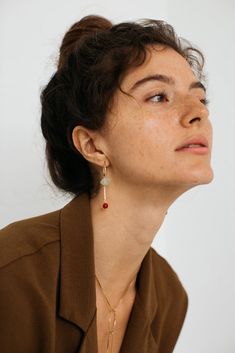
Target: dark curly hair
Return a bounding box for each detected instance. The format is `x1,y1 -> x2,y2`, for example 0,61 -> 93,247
40,14 -> 206,199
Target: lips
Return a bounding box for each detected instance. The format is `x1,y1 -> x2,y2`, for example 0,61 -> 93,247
175,135 -> 209,151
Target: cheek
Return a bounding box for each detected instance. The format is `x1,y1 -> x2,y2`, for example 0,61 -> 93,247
135,121 -> 175,177
108,116 -> 174,175
105,96 -> 176,180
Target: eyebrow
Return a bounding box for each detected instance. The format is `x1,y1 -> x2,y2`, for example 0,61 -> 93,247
128,74 -> 206,93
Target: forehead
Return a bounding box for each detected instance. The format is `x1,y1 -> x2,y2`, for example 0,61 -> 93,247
121,45 -> 197,91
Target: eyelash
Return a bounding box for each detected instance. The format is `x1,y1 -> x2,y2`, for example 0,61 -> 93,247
148,91 -> 210,106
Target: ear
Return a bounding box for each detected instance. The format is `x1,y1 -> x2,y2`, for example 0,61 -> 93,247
72,125 -> 109,167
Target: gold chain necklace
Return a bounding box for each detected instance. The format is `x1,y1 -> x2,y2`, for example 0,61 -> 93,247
95,273 -> 137,353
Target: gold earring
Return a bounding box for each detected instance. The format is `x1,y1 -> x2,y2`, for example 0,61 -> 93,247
100,160 -> 111,209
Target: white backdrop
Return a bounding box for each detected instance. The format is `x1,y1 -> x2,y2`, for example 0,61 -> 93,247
1,0 -> 235,352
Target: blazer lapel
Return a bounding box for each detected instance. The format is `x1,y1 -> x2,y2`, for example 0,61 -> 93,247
78,311 -> 98,353
119,248 -> 159,353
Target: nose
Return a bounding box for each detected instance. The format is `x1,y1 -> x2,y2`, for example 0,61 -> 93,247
179,95 -> 209,127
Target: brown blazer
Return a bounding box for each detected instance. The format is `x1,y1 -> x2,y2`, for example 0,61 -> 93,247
0,192 -> 188,353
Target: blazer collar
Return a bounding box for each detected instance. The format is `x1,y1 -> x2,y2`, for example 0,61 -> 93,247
58,192 -> 159,350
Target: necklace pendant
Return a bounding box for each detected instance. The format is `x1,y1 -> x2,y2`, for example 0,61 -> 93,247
108,310 -> 116,331
106,331 -> 114,353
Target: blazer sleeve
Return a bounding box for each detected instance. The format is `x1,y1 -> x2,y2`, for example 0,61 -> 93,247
0,220 -> 83,353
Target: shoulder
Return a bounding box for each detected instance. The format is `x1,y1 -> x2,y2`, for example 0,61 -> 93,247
0,209 -> 61,269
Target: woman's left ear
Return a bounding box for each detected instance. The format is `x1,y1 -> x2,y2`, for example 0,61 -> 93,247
72,125 -> 109,168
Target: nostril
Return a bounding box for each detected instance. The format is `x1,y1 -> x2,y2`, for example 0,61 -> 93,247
189,117 -> 201,124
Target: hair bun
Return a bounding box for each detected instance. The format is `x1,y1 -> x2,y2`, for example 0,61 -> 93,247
58,15 -> 112,70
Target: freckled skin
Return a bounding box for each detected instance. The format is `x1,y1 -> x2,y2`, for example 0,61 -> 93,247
72,44 -> 214,315
87,46 -> 214,352
101,45 -> 213,190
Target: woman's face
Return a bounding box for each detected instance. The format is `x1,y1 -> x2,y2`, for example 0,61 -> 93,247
102,45 -> 213,192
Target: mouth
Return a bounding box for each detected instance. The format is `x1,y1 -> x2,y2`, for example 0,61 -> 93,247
175,136 -> 209,155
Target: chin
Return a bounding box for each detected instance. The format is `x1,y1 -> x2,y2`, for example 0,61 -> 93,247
185,166 -> 214,186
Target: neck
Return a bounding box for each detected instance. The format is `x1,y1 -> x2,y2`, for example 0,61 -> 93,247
90,181 -> 188,303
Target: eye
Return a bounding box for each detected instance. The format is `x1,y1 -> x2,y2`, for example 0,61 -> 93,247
200,98 -> 210,106
147,91 -> 169,103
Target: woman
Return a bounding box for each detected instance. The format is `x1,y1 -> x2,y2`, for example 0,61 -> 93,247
0,14 -> 213,353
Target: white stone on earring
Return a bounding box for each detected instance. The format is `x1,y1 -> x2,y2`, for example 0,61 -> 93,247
100,177 -> 111,186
